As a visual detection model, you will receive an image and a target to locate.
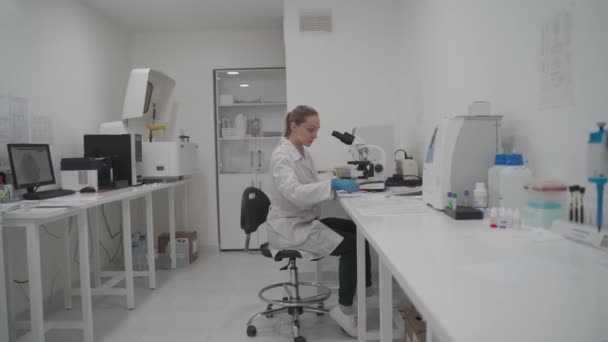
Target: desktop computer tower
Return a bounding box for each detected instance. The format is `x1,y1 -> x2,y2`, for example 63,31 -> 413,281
84,134 -> 143,187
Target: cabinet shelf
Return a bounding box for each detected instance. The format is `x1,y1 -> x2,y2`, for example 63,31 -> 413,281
215,67 -> 285,250
219,136 -> 281,141
218,102 -> 287,108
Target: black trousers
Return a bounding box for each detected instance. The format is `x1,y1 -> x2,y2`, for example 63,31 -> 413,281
321,218 -> 372,306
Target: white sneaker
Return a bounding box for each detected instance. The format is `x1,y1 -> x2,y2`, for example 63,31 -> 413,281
329,306 -> 358,338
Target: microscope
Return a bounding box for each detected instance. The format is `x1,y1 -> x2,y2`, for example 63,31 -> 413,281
332,130 -> 387,182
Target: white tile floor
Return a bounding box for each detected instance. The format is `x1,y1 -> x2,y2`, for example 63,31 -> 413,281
31,247 -> 408,342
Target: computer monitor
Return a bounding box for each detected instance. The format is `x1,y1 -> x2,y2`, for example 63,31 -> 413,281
7,144 -> 56,193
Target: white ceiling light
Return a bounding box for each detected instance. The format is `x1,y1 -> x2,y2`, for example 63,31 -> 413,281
227,71 -> 239,75
240,84 -> 249,87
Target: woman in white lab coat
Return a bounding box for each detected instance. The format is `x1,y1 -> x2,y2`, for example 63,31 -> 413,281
265,105 -> 371,338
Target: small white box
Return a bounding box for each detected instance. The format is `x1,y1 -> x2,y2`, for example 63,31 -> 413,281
468,101 -> 491,116
219,94 -> 234,105
221,128 -> 236,137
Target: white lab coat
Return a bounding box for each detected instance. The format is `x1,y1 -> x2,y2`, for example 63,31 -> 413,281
264,138 -> 343,260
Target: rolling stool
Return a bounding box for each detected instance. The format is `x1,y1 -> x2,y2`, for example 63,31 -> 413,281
246,243 -> 331,342
241,187 -> 331,342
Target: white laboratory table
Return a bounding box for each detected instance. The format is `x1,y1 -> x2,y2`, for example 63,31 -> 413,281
339,194 -> 608,342
0,178 -> 191,342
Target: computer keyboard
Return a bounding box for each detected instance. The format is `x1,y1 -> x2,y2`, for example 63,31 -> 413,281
23,188 -> 76,200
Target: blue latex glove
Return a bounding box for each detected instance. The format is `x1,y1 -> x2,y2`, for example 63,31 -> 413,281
331,179 -> 360,193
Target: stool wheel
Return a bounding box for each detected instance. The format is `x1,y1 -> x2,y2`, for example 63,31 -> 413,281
246,325 -> 257,337
316,303 -> 325,316
265,304 -> 274,318
294,336 -> 306,342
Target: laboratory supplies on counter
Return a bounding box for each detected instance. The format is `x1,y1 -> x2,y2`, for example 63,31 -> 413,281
523,180 -> 568,229
444,206 -> 483,220
473,182 -> 488,209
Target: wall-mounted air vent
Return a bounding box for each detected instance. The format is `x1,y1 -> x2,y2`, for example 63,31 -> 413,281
299,9 -> 332,33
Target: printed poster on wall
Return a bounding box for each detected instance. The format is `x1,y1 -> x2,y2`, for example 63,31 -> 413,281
539,9 -> 574,110
0,95 -> 29,143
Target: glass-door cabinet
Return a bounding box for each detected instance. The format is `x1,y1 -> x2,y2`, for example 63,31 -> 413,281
214,68 -> 286,250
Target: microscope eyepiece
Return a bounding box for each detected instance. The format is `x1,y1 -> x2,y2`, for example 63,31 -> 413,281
331,131 -> 355,145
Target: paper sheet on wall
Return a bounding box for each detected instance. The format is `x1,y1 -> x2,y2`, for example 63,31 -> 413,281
0,96 -> 10,143
539,9 -> 574,109
30,114 -> 53,144
0,95 -> 29,143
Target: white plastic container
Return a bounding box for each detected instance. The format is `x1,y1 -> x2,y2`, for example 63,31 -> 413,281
498,154 -> 531,210
234,113 -> 247,138
488,154 -> 507,207
473,182 -> 488,208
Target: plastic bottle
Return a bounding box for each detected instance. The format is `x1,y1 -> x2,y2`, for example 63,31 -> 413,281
234,113 -> 247,138
132,233 -> 141,270
473,182 -> 488,209
512,209 -> 522,230
498,154 -> 532,210
489,207 -> 498,228
488,154 -> 507,207
498,208 -> 508,229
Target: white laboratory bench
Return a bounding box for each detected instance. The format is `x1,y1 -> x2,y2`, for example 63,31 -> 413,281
338,193 -> 608,342
0,179 -> 191,342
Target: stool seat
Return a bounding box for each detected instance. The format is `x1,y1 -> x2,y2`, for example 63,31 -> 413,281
260,242 -> 302,261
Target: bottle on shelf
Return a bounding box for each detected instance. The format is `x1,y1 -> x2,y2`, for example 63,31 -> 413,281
235,113 -> 247,138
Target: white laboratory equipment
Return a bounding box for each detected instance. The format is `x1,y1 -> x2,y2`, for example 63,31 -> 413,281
122,69 -> 175,121
395,149 -> 419,177
331,130 -> 388,182
422,115 -> 503,210
117,68 -> 200,179
142,141 -> 199,179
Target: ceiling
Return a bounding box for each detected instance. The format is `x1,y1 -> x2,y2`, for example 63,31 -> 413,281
81,0 -> 284,33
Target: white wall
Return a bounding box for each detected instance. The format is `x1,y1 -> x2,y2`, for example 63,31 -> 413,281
129,30 -> 285,247
401,0 -> 608,187
283,0 -> 412,170
0,0 -> 130,314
